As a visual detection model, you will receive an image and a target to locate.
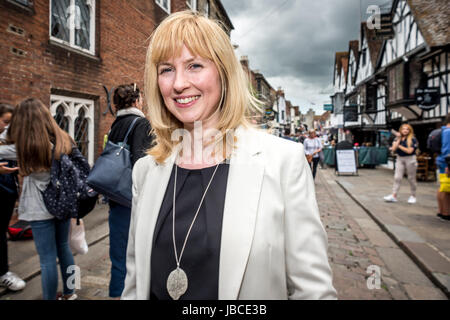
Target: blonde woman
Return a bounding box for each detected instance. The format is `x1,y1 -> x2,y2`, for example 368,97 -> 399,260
122,11 -> 336,300
384,124 -> 418,204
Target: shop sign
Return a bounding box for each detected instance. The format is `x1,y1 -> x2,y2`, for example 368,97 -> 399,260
416,87 -> 440,110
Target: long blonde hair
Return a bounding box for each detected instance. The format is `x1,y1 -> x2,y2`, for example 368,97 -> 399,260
7,98 -> 73,176
399,123 -> 414,148
144,11 -> 260,164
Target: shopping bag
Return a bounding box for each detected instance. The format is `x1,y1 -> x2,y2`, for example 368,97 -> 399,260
439,173 -> 450,193
69,218 -> 88,255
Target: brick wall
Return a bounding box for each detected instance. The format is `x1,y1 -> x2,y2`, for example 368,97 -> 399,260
0,0 -> 189,159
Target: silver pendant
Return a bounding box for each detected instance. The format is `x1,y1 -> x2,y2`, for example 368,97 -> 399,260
167,267 -> 188,300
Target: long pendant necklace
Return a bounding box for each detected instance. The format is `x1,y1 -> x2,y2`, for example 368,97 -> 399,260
166,162 -> 221,300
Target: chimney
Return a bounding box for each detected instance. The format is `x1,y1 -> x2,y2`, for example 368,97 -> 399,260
240,55 -> 249,69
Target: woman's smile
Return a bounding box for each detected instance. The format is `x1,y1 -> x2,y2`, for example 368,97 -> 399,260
174,95 -> 201,108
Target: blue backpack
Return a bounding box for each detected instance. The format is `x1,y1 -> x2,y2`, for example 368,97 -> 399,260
42,146 -> 98,221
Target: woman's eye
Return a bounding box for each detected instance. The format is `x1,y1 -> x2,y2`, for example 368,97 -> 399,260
159,67 -> 173,74
189,63 -> 202,70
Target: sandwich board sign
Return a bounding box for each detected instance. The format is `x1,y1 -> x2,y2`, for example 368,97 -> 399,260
336,149 -> 358,175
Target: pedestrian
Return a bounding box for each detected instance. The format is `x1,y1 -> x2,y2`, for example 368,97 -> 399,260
106,83 -> 153,299
303,129 -> 323,180
384,123 -> 418,204
436,114 -> 450,220
121,11 -> 336,300
0,103 -> 26,292
0,98 -> 77,300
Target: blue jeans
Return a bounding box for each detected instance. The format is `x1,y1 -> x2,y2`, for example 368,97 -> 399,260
29,218 -> 75,300
108,202 -> 131,298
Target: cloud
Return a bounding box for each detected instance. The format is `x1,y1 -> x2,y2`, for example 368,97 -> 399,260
221,0 -> 390,112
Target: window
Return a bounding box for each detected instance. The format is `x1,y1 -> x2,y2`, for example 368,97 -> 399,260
5,0 -> 35,13
156,0 -> 170,14
50,95 -> 95,165
186,0 -> 197,11
388,63 -> 404,103
12,0 -> 30,5
204,0 -> 210,17
362,48 -> 367,66
50,0 -> 96,54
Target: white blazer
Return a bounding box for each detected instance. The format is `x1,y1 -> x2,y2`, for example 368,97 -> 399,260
121,127 -> 337,300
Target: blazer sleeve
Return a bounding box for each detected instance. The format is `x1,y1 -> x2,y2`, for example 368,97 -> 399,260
121,160 -> 142,300
282,143 -> 337,299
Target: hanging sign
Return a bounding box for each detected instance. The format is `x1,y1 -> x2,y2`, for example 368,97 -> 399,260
416,87 -> 440,110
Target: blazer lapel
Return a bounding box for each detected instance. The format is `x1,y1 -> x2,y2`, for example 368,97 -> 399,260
135,151 -> 176,299
219,128 -> 264,299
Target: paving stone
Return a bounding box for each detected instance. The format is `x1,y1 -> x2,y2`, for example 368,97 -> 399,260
401,241 -> 450,274
364,229 -> 397,248
432,273 -> 450,296
403,284 -> 447,300
384,224 -> 426,243
376,247 -> 436,286
354,218 -> 382,231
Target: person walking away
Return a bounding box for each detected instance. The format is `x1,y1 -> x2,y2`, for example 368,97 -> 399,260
436,114 -> 450,220
384,124 -> 418,204
0,103 -> 25,291
106,84 -> 153,299
0,98 -> 77,300
303,130 -> 323,180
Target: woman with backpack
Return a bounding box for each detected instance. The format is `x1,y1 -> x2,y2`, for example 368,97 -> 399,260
0,103 -> 26,292
0,98 -> 77,300
106,84 -> 153,299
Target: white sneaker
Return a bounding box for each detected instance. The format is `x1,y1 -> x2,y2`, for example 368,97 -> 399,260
57,293 -> 78,300
0,272 -> 26,291
408,196 -> 417,204
383,194 -> 398,202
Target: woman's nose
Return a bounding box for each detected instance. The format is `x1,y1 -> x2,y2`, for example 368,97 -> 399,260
173,70 -> 190,93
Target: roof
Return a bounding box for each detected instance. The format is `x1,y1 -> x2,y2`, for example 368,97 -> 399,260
362,22 -> 384,68
349,40 -> 359,61
407,0 -> 450,47
334,52 -> 348,85
215,0 -> 234,31
341,56 -> 349,80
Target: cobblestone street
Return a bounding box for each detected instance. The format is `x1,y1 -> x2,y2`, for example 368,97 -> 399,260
316,167 -> 447,300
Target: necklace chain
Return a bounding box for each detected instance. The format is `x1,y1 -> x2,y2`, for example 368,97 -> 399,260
172,162 -> 221,268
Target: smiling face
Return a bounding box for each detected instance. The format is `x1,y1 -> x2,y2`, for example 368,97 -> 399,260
157,45 -> 222,130
400,125 -> 410,137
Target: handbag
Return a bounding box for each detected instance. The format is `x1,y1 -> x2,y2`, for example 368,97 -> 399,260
439,173 -> 450,193
69,218 -> 88,255
306,154 -> 313,163
87,117 -> 139,208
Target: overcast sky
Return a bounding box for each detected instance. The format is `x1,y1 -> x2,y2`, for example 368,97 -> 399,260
221,0 -> 391,114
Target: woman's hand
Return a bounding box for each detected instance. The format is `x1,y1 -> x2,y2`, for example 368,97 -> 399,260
0,162 -> 18,174
391,139 -> 400,151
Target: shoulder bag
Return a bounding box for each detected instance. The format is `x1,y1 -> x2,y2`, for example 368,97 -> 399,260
87,117 -> 139,208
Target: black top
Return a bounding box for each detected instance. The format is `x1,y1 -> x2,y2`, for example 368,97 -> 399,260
395,137 -> 418,157
108,114 -> 153,166
150,163 -> 230,300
